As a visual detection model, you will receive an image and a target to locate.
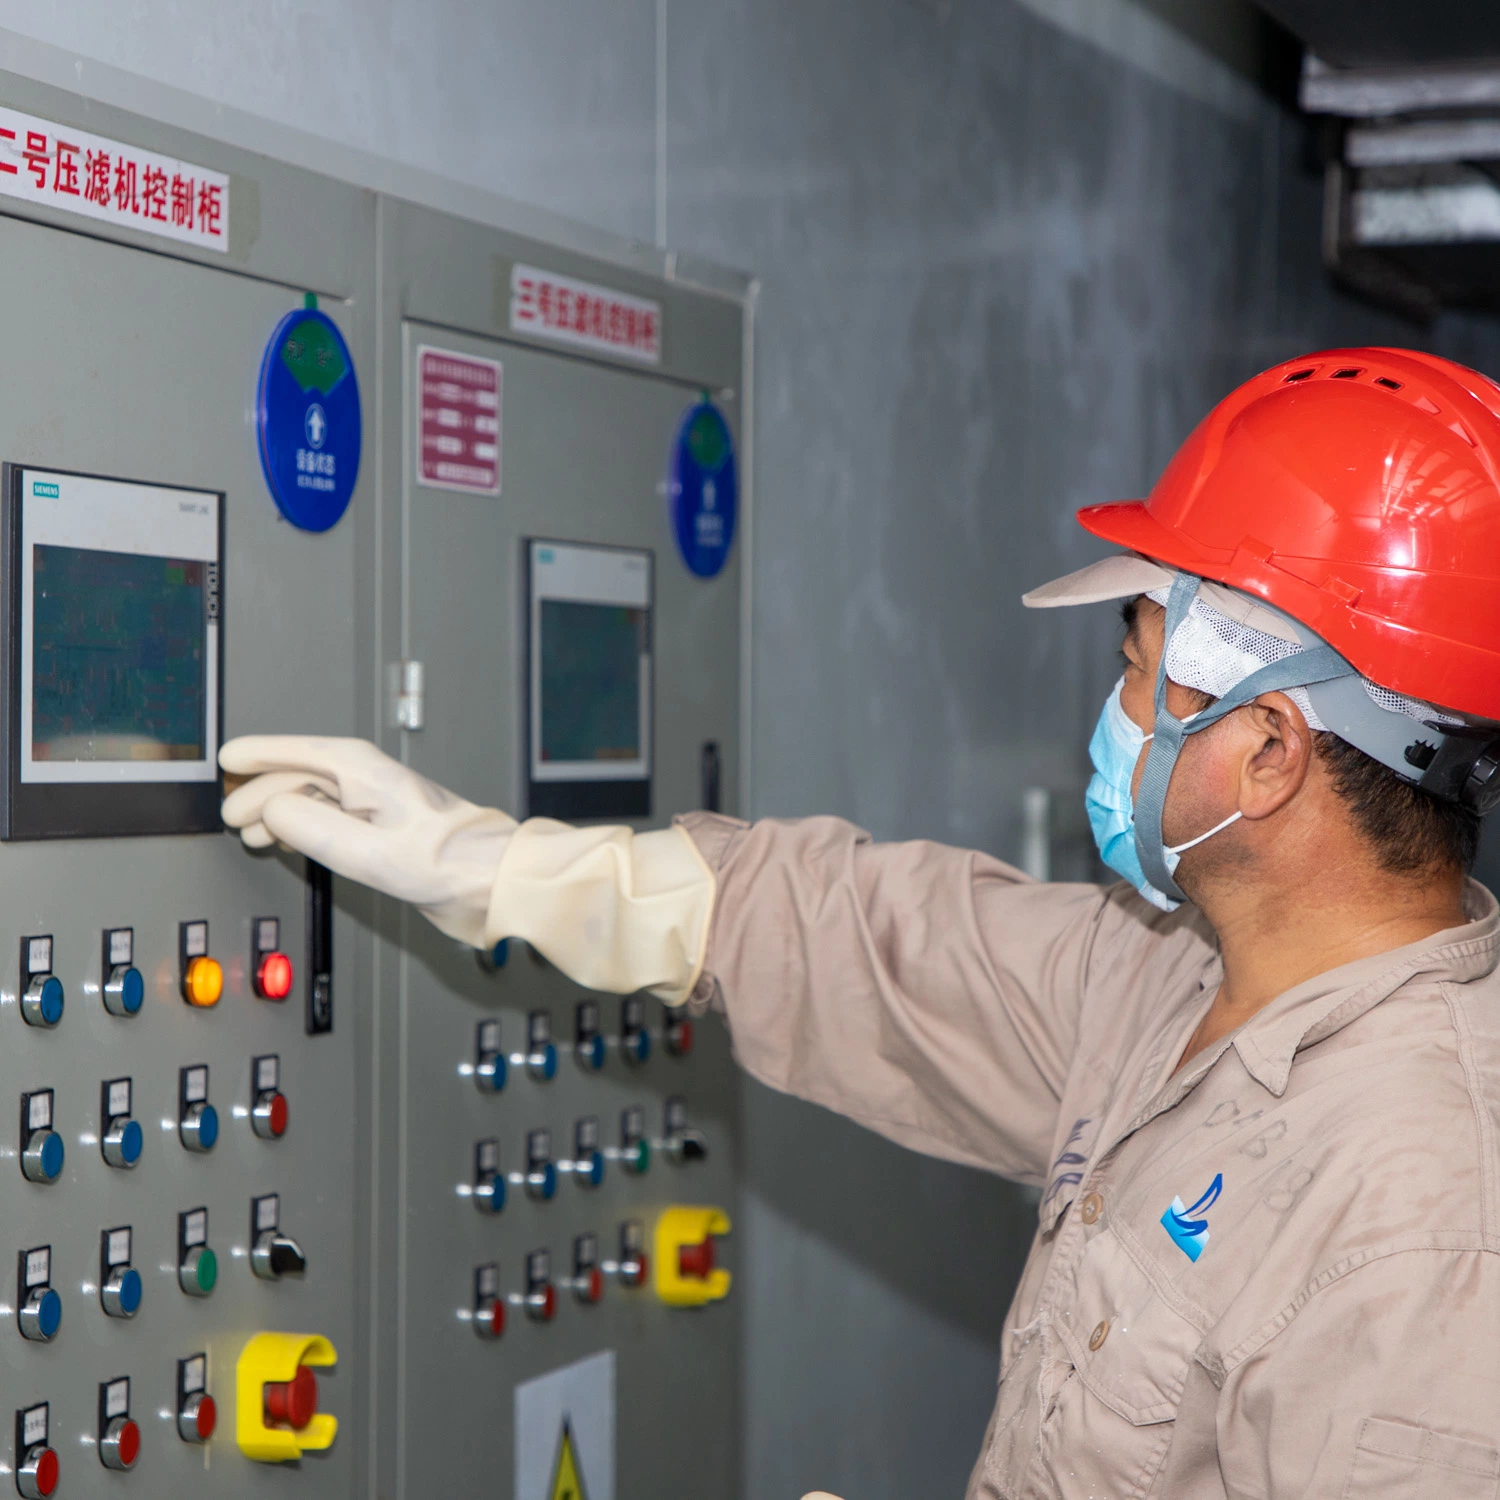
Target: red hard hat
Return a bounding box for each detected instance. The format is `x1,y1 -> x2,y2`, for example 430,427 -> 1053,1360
1077,348 -> 1500,721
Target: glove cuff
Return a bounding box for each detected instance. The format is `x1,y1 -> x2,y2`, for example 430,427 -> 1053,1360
486,821 -> 716,1004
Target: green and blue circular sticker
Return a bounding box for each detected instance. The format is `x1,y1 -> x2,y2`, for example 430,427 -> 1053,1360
669,400 -> 737,579
256,305 -> 361,532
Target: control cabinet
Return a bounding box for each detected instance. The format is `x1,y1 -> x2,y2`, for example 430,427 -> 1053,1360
0,61 -> 746,1500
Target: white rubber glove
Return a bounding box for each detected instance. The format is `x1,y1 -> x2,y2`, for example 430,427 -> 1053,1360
219,736 -> 715,1004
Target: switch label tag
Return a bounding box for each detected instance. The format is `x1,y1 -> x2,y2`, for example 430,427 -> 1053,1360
107,929 -> 132,966
25,1092 -> 49,1132
104,1228 -> 131,1268
20,1403 -> 47,1448
181,1209 -> 208,1248
103,1379 -> 128,1420
24,937 -> 50,975
182,1066 -> 208,1104
254,1195 -> 280,1233
106,1078 -> 131,1118
22,1247 -> 48,1287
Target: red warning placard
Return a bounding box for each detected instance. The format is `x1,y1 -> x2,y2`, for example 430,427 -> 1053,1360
417,346 -> 502,495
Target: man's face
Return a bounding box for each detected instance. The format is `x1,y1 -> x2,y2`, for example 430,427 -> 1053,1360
1118,596 -> 1242,856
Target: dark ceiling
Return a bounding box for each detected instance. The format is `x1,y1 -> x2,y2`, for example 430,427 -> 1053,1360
1256,1 -> 1500,69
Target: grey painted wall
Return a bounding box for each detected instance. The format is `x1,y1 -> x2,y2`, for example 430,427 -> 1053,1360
3,4 -> 1498,1498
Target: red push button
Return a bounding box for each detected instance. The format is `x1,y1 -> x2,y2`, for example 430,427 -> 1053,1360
253,1090 -> 289,1140
678,1237 -> 716,1280
256,952 -> 294,1001
475,1297 -> 505,1339
179,1392 -> 216,1443
18,1446 -> 58,1499
263,1365 -> 318,1430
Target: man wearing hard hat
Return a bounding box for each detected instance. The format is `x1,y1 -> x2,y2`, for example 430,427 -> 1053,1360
223,347 -> 1500,1498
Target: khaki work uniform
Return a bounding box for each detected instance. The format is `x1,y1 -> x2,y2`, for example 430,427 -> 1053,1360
678,812 -> 1500,1499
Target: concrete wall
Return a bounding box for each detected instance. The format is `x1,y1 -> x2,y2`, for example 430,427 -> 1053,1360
2,4 -> 1497,1497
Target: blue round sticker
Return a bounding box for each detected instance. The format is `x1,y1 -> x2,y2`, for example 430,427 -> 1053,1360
256,306 -> 361,532
669,400 -> 737,578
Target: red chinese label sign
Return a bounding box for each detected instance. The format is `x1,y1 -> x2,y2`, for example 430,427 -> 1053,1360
0,105 -> 229,252
510,264 -> 662,365
417,346 -> 502,495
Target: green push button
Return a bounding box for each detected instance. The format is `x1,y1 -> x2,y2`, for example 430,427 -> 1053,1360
180,1245 -> 217,1297
627,1139 -> 651,1175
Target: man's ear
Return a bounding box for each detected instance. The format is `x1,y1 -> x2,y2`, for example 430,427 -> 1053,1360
1237,691 -> 1313,821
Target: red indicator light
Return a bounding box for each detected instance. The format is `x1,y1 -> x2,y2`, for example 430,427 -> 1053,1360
264,1365 -> 318,1430
256,951 -> 294,1001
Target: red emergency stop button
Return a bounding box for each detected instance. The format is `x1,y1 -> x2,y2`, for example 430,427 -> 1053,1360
678,1237 -> 716,1280
263,1365 -> 318,1431
256,951 -> 294,1001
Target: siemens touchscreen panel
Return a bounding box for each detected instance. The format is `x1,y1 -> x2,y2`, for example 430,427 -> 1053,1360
526,539 -> 652,819
1,466 -> 224,838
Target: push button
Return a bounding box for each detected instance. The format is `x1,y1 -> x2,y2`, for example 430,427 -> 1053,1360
473,1139 -> 506,1215
17,1246 -> 60,1343
567,1234 -> 605,1306
19,1091 -> 62,1185
574,1000 -> 606,1072
654,1205 -> 733,1307
100,1227 -> 142,1319
472,1263 -> 505,1341
252,917 -> 294,1000
250,1195 -> 305,1281
559,1117 -> 605,1189
521,1010 -> 558,1081
15,1403 -> 57,1500
102,928 -> 143,1018
251,1055 -> 288,1140
19,937 -> 61,1029
179,1064 -> 218,1152
603,1220 -> 650,1289
179,1208 -> 217,1297
514,1128 -> 558,1202
98,1378 -> 139,1471
665,1012 -> 694,1057
474,1019 -> 507,1094
607,1105 -> 651,1175
101,1077 -> 142,1169
513,1248 -> 556,1324
235,1332 -> 338,1463
620,995 -> 651,1065
180,920 -> 222,1007
177,1353 -> 217,1443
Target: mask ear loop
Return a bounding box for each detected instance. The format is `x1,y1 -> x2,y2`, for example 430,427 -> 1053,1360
1132,575 -> 1357,902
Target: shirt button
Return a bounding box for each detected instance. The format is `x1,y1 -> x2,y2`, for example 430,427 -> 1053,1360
1079,1192 -> 1103,1224
1089,1320 -> 1110,1352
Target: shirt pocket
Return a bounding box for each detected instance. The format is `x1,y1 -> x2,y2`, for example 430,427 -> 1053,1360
1343,1417 -> 1500,1500
1056,1225 -> 1201,1426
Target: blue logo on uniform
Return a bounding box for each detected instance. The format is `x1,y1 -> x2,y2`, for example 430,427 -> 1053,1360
1161,1173 -> 1222,1262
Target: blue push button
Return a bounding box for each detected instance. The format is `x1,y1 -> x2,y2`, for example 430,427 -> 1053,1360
19,1285 -> 61,1341
22,1129 -> 64,1184
474,1173 -> 506,1215
577,1034 -> 606,1072
623,1028 -> 652,1065
118,968 -> 143,1015
102,1265 -> 142,1319
22,975 -> 63,1029
527,1043 -> 558,1083
583,1150 -> 605,1188
103,1117 -> 143,1169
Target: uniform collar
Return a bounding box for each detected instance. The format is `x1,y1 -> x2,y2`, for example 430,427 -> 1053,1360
1229,879 -> 1500,1097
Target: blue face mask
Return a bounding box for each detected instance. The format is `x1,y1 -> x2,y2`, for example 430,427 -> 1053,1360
1085,678 -> 1242,912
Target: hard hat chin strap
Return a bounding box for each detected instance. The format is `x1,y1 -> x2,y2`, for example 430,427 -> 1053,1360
1133,574 -> 1352,901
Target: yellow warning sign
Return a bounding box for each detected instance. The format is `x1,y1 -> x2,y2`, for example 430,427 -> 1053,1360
549,1418 -> 589,1500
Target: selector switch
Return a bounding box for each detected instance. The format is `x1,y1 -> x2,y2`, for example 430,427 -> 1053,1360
19,937 -> 62,1030
521,1010 -> 558,1082
567,1233 -> 605,1306
473,1138 -> 506,1215
178,1208 -> 218,1298
19,1091 -> 63,1186
250,1195 -> 306,1281
560,1116 -> 606,1189
15,1403 -> 58,1500
574,1000 -> 606,1072
180,920 -> 223,1008
179,1064 -> 218,1152
472,1263 -> 505,1341
252,917 -> 294,1000
620,995 -> 652,1065
97,1377 -> 140,1471
251,1055 -> 289,1140
662,1095 -> 708,1164
101,928 -> 143,1019
603,1220 -> 650,1289
513,1128 -> 558,1203
100,1077 -> 142,1169
100,1227 -> 142,1320
16,1246 -> 60,1343
474,1019 -> 507,1094
177,1354 -> 217,1444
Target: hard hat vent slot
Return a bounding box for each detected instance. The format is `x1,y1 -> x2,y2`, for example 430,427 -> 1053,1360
1374,377 -> 1403,391
1331,367 -> 1364,379
1283,369 -> 1315,383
